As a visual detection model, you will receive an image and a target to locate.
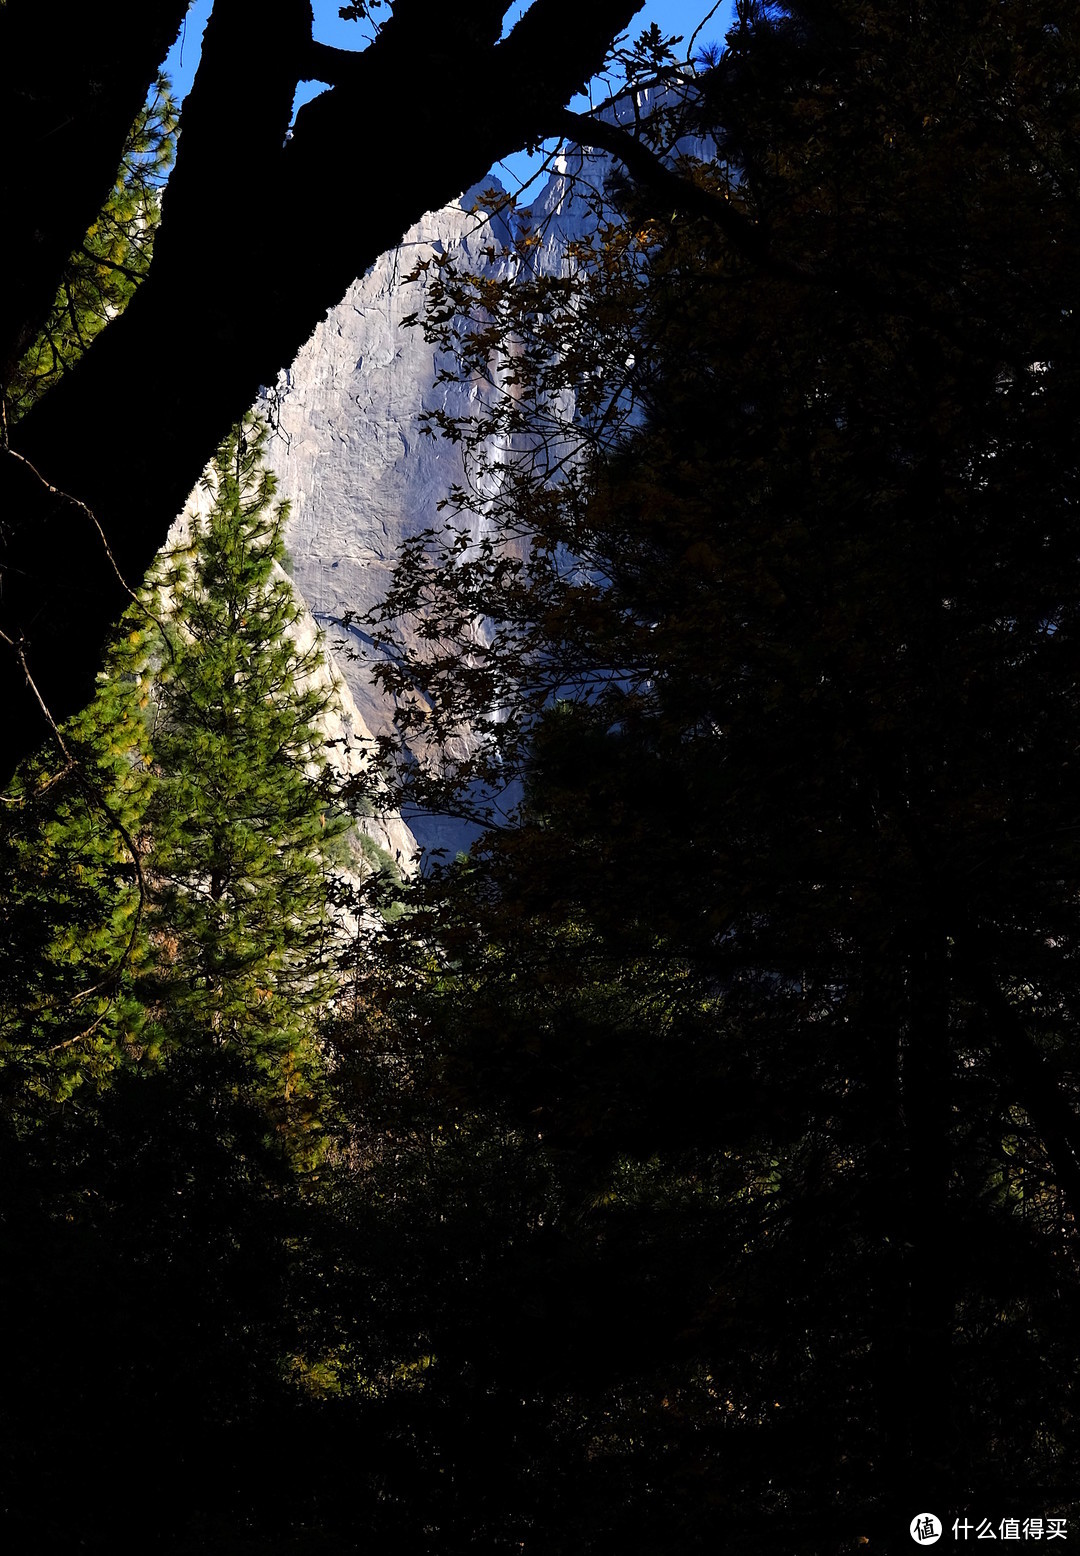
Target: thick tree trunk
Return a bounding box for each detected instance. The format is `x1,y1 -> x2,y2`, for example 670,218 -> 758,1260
0,1 -> 190,383
0,0 -> 643,783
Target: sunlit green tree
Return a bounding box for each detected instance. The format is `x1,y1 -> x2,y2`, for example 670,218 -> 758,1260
0,424 -> 359,1553
4,72 -> 177,425
145,419 -> 350,1146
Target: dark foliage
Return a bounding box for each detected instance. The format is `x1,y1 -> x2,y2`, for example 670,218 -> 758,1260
342,1 -> 1080,1548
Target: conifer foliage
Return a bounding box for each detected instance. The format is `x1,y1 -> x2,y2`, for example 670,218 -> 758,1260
0,423 -> 356,1554
146,419 -> 349,1133
0,420 -> 349,1139
0,619 -> 155,1093
3,73 -> 178,425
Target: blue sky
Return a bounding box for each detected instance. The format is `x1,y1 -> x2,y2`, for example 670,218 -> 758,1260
164,2 -> 733,88
162,2 -> 733,185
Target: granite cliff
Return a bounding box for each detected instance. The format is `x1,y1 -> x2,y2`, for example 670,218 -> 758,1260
255,86 -> 709,854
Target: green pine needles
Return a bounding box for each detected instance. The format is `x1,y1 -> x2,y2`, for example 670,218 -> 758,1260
4,73 -> 178,425
148,421 -> 350,1130
0,634 -> 156,1098
0,419 -> 350,1155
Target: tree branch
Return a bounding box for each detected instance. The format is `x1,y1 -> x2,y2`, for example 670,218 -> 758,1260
0,0 -> 189,380
552,105 -> 774,263
0,1 -> 647,782
554,102 -> 1024,372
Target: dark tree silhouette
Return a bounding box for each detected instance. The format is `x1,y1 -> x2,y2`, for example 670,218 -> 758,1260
348,2 -> 1080,1545
0,0 -> 644,782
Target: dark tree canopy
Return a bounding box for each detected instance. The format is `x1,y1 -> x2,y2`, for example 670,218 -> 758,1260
346,0 -> 1080,1545
0,0 -> 644,784
4,1 -> 1080,1550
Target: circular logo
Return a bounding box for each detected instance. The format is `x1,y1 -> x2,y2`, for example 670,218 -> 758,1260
910,1514 -> 942,1545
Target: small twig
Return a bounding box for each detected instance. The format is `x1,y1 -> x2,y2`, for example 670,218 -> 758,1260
688,1 -> 726,62
0,683 -> 151,1049
0,623 -> 73,763
0,444 -> 175,653
0,464 -> 153,1044
3,446 -> 135,600
78,245 -> 147,285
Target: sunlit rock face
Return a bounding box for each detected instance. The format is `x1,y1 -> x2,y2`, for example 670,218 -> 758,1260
259,184 -> 516,740
281,576 -> 419,874
258,179 -> 546,857
167,488 -> 417,876
259,85 -> 712,854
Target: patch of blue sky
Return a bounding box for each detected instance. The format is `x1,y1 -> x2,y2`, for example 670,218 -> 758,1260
161,2 -> 733,188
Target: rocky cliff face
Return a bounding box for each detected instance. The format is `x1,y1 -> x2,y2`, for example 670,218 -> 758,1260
259,182 -> 516,731
254,176 -> 570,855
168,480 -> 418,874
255,85 -> 710,854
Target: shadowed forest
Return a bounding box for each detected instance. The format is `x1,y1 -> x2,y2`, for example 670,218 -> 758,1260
3,3 -> 1080,1552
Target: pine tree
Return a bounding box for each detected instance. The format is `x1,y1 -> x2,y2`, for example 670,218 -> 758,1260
0,76 -> 177,1098
0,419 -> 348,1138
3,72 -> 177,425
0,617 -> 157,1102
0,425 -> 363,1553
144,418 -> 350,1146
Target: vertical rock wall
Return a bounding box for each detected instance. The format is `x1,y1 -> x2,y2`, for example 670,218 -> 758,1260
257,86 -> 712,853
